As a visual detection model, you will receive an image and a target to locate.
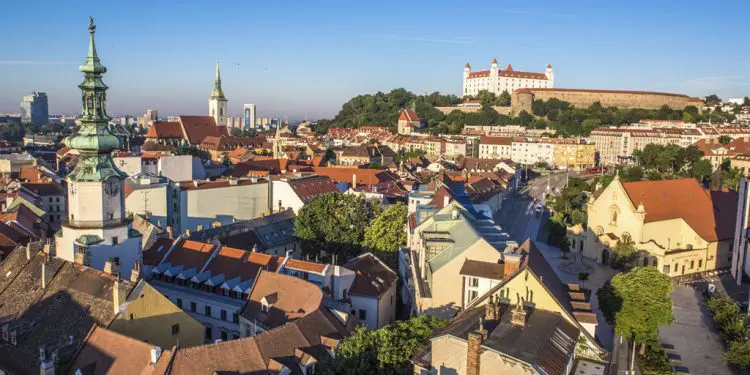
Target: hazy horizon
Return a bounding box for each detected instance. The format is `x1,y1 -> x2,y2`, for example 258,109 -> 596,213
2,0 -> 749,121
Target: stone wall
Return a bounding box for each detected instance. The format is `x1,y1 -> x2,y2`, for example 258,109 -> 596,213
511,88 -> 703,114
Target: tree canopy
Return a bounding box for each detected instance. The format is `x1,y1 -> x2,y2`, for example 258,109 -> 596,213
363,203 -> 407,268
295,192 -> 382,262
319,315 -> 447,375
612,267 -> 674,344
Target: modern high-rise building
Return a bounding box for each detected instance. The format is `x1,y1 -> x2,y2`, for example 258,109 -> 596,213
20,91 -> 49,125
244,103 -> 256,129
209,61 -> 228,126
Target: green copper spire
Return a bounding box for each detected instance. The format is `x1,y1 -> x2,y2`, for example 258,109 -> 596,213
65,17 -> 126,182
210,60 -> 225,99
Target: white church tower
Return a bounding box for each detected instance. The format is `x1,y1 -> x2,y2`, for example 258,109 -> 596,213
56,18 -> 142,279
209,61 -> 228,126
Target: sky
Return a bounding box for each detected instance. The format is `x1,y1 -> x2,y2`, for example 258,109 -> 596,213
1,0 -> 749,121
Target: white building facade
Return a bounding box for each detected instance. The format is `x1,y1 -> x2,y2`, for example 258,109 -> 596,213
462,59 -> 553,97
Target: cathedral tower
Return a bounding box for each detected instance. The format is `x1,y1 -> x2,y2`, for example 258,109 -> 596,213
209,61 -> 228,126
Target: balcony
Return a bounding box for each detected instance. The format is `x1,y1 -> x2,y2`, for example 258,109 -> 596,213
61,216 -> 132,229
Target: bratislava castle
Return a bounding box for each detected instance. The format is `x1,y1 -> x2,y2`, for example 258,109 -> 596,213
462,58 -> 554,97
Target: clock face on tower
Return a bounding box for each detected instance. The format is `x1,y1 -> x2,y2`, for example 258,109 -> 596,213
104,179 -> 120,197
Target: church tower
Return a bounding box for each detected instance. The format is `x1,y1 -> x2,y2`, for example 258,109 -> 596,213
209,61 -> 228,126
57,18 -> 141,278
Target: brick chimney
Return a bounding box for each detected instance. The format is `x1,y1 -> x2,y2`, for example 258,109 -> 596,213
503,253 -> 522,277
466,327 -> 484,375
166,226 -> 174,239
41,254 -> 50,289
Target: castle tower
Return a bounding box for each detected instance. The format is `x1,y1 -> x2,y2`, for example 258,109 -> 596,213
462,63 -> 471,97
545,64 -> 554,86
57,18 -> 141,279
209,61 -> 228,126
490,58 -> 499,91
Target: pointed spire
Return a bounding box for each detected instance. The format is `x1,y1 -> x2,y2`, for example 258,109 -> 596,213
79,17 -> 106,74
492,58 -> 498,65
210,60 -> 226,99
506,64 -> 513,71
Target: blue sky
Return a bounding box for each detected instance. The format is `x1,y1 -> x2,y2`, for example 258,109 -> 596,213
1,0 -> 748,120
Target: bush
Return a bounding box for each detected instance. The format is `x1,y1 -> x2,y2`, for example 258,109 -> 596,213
705,293 -> 750,368
596,280 -> 622,325
636,341 -> 672,375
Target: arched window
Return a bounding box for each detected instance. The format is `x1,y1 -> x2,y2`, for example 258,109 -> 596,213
220,107 -> 224,117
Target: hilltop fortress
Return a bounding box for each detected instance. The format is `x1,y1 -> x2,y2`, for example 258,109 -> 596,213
511,87 -> 704,114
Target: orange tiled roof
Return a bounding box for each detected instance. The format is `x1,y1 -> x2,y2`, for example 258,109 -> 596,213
164,240 -> 217,270
146,121 -> 183,138
621,178 -> 738,242
399,108 -> 421,122
284,258 -> 327,274
178,116 -> 223,144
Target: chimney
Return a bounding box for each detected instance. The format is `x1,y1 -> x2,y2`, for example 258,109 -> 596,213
510,301 -> 527,328
74,248 -> 91,267
156,220 -> 163,229
484,295 -> 497,320
503,253 -> 522,277
466,327 -> 484,375
451,208 -> 460,220
166,226 -> 174,239
443,195 -> 450,208
103,257 -> 120,277
113,280 -> 126,315
39,348 -> 56,375
352,173 -> 357,188
41,255 -> 50,289
25,243 -> 32,260
150,346 -> 163,364
185,228 -> 191,237
130,260 -> 142,283
192,180 -> 199,188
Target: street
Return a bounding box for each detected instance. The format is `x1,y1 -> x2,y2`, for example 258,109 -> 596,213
498,172 -> 736,374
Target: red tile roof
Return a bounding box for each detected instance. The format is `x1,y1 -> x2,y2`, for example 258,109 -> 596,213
178,116 -> 222,144
399,108 -> 421,122
621,178 -> 738,242
142,237 -> 175,266
242,270 -> 323,329
204,246 -> 280,281
286,175 -> 338,202
468,68 -> 548,80
480,136 -> 513,146
300,166 -> 398,185
146,121 -> 183,138
67,325 -> 173,375
284,258 -> 328,274
164,240 -> 217,270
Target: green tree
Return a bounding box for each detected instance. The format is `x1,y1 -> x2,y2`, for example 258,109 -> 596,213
495,90 -> 511,106
704,94 -> 721,104
723,167 -> 743,191
295,192 -> 381,262
577,272 -> 589,289
726,340 -> 750,368
610,238 -> 638,271
475,90 -> 497,106
718,135 -> 732,145
596,280 -> 622,325
692,159 -> 713,183
320,315 -> 447,375
230,127 -> 243,136
612,267 -> 675,347
363,203 -> 407,268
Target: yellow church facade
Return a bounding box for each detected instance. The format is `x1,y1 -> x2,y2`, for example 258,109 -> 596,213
572,177 -> 737,277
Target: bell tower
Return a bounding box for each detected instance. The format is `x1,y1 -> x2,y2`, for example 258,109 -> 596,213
56,18 -> 140,279
209,61 -> 228,126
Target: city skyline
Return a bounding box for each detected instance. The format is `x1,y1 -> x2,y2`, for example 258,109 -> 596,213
1,0 -> 749,120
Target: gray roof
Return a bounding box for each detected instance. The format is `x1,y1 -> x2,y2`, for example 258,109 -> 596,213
0,246 -> 134,374
434,305 -> 579,375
